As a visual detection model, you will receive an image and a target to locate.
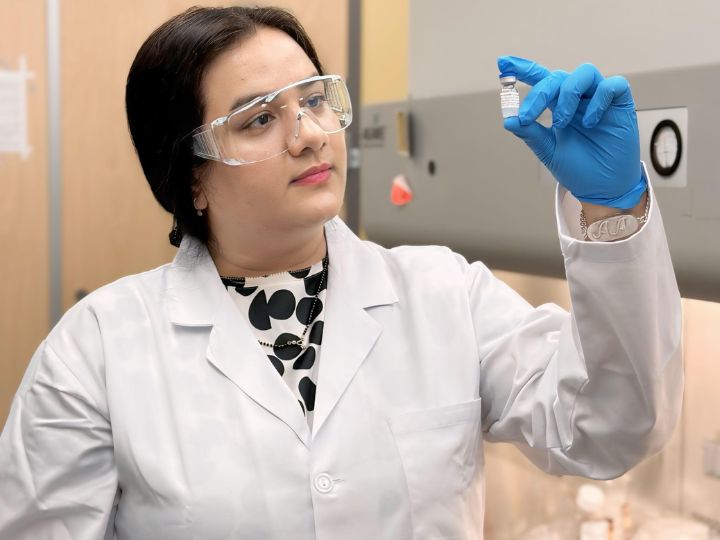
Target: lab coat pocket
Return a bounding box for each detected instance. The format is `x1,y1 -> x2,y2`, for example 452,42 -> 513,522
389,398 -> 484,540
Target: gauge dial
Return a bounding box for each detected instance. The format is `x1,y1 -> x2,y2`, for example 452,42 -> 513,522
650,119 -> 682,177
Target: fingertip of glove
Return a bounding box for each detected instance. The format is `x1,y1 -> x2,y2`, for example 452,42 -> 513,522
503,116 -> 522,133
517,113 -> 533,127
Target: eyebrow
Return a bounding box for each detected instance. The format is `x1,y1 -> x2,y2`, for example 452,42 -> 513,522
227,72 -> 320,114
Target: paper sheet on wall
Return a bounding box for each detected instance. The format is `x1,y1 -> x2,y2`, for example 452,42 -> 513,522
0,56 -> 34,160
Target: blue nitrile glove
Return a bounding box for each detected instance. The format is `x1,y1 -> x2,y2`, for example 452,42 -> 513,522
497,56 -> 646,209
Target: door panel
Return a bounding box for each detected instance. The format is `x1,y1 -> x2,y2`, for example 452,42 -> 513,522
0,0 -> 49,424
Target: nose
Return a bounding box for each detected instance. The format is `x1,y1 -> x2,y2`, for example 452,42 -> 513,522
286,109 -> 327,156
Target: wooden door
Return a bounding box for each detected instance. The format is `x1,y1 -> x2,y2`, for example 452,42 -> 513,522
0,0 -> 49,425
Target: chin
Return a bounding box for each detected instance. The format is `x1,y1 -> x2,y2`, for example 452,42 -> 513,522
304,204 -> 342,229
307,189 -> 344,220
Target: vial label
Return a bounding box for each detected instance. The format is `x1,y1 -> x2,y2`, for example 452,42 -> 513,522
501,87 -> 520,118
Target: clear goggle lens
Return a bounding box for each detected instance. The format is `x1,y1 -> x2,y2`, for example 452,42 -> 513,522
192,75 -> 352,166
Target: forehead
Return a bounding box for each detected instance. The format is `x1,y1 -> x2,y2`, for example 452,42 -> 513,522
201,26 -> 318,122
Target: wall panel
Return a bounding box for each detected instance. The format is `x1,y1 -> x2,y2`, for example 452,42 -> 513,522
0,0 -> 49,425
60,1 -> 193,313
361,0 -> 408,104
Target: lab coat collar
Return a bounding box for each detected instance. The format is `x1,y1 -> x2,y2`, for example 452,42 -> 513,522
165,217 -> 399,445
311,217 -> 399,438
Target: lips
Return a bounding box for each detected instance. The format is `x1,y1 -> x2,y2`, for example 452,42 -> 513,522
293,163 -> 330,182
292,163 -> 332,184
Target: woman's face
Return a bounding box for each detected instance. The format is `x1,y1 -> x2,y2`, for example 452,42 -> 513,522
196,26 -> 347,240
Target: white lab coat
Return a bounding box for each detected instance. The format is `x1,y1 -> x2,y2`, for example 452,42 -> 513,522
0,185 -> 683,540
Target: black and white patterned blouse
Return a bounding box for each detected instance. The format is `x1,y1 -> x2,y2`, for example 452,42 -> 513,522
221,258 -> 327,429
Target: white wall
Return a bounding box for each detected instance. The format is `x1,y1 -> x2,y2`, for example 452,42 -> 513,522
410,0 -> 720,98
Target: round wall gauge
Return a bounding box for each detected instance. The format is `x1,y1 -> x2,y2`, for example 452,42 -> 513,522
650,119 -> 682,177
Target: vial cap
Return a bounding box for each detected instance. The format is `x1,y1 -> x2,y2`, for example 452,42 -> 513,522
499,73 -> 517,85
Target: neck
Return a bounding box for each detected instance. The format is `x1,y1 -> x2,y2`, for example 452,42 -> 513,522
208,223 -> 327,278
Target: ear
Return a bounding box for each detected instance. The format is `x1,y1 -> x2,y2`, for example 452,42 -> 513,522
192,186 -> 208,211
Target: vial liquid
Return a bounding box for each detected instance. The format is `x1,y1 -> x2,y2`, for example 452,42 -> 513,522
499,73 -> 520,118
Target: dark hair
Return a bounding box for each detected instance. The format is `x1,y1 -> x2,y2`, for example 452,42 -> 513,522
125,6 -> 324,247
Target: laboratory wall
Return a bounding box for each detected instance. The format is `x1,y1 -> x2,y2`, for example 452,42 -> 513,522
361,0 -> 720,537
409,0 -> 720,99
0,0 -> 347,425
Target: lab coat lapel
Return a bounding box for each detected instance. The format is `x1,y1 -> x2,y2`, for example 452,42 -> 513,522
166,236 -> 311,447
311,218 -> 399,438
206,301 -> 311,446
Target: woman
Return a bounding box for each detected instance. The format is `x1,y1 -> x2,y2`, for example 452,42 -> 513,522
0,6 -> 682,540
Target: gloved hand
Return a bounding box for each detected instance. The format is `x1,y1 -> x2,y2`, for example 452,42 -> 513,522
497,56 -> 646,209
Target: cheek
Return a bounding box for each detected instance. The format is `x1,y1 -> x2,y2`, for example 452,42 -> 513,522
331,136 -> 348,175
215,162 -> 285,199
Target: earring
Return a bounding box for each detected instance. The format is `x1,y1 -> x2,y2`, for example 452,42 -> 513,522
197,208 -> 203,217
193,197 -> 203,217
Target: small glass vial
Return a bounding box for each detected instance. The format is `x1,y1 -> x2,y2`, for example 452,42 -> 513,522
499,72 -> 520,118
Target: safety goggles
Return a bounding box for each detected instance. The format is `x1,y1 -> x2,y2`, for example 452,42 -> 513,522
191,74 -> 352,166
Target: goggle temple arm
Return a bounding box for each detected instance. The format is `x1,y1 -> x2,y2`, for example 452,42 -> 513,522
192,128 -> 221,161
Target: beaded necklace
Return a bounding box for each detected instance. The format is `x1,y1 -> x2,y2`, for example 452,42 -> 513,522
221,255 -> 328,350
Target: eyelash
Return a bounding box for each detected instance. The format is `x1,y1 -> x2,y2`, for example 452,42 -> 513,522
246,113 -> 274,129
239,93 -> 328,131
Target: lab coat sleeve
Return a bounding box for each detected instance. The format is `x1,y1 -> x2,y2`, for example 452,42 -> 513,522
462,184 -> 683,479
0,303 -> 118,540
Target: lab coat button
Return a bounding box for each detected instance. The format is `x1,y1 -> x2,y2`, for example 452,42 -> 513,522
314,473 -> 334,493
